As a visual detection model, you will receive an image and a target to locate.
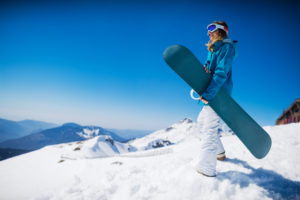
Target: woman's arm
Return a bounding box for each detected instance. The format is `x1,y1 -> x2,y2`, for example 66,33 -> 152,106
201,44 -> 235,101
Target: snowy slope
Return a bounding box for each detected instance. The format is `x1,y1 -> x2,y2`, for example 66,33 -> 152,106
60,135 -> 136,160
0,121 -> 299,200
130,118 -> 196,150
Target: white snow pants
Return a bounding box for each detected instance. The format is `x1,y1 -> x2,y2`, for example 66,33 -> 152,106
196,105 -> 225,176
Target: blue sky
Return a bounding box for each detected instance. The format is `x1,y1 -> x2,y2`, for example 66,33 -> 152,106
0,0 -> 299,130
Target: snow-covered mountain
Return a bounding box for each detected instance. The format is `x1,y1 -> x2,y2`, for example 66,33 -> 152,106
130,118 -> 196,150
0,123 -> 126,151
0,120 -> 299,200
60,135 -> 136,160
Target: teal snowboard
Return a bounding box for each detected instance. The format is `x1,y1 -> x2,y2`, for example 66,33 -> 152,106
163,44 -> 272,159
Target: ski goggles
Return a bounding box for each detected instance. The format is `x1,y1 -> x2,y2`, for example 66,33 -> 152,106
207,23 -> 228,34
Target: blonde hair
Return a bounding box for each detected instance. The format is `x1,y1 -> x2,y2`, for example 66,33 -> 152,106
206,21 -> 228,52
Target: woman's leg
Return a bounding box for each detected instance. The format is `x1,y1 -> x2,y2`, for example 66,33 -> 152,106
196,105 -> 220,176
195,106 -> 205,136
216,133 -> 225,155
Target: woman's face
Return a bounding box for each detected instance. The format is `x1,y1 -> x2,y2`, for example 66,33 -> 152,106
208,31 -> 216,40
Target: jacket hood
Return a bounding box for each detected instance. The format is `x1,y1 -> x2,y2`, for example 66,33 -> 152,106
213,37 -> 238,58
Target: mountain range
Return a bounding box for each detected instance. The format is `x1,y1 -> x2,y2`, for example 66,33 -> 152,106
59,119 -> 192,161
0,118 -> 57,142
0,122 -> 126,152
0,117 -> 171,161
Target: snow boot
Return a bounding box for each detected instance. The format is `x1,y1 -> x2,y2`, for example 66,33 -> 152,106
196,170 -> 216,177
217,152 -> 226,161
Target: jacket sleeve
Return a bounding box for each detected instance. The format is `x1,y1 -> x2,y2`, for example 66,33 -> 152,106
204,51 -> 212,66
201,44 -> 235,101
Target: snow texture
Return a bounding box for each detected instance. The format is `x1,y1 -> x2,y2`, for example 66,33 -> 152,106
0,121 -> 299,200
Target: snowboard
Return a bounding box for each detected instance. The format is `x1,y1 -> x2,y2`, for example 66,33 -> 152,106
163,44 -> 272,159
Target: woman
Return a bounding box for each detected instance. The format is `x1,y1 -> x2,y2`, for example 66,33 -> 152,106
196,21 -> 238,177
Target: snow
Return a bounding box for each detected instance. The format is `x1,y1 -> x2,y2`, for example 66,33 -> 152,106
76,127 -> 101,139
0,121 -> 300,200
129,118 -> 195,150
60,135 -> 134,160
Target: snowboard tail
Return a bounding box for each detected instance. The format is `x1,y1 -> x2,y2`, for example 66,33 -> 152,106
163,44 -> 272,159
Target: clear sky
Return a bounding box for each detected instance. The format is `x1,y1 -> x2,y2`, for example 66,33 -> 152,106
0,0 -> 299,130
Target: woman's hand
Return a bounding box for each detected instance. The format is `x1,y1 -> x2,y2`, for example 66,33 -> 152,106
203,65 -> 211,73
200,96 -> 208,104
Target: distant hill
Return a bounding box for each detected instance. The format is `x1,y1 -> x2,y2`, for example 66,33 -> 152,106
0,123 -> 126,151
0,148 -> 30,161
0,119 -> 25,142
17,119 -> 58,135
0,118 -> 58,142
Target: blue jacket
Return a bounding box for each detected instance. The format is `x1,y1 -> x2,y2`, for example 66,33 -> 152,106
201,38 -> 238,101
